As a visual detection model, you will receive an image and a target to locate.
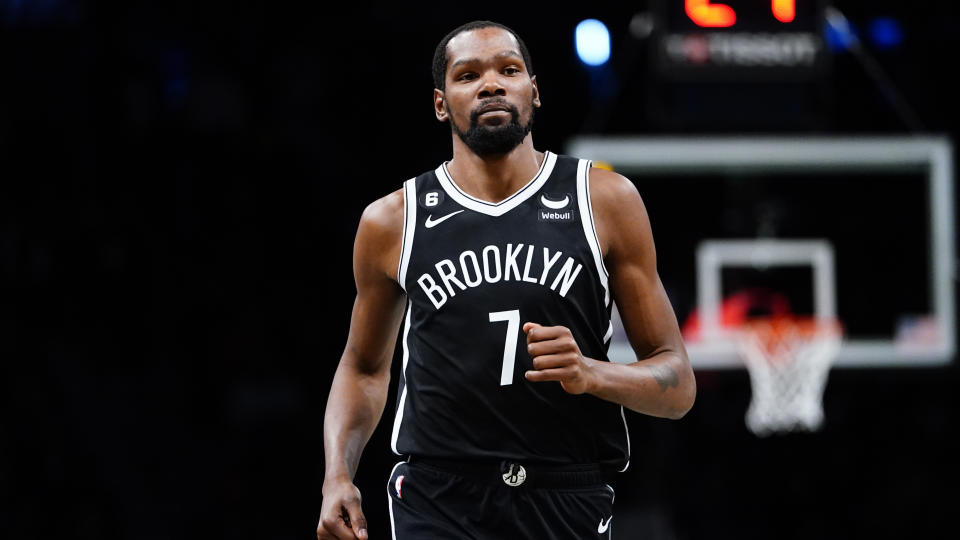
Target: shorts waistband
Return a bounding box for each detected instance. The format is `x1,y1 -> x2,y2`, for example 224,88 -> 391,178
406,456 -> 613,489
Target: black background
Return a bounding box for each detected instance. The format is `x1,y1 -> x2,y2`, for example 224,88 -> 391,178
1,1 -> 957,538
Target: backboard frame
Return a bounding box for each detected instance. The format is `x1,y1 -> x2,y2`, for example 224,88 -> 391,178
568,136 -> 955,368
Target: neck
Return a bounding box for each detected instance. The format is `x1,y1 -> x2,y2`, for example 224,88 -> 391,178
446,135 -> 543,203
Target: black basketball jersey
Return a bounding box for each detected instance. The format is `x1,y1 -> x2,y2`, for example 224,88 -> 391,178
391,151 -> 630,472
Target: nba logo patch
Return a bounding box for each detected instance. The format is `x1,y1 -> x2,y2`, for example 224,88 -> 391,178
395,475 -> 404,499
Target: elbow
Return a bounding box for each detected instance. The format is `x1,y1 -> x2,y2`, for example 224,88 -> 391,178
668,373 -> 697,420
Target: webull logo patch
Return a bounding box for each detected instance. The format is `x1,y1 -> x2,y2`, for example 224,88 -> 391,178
538,209 -> 575,222
538,193 -> 574,222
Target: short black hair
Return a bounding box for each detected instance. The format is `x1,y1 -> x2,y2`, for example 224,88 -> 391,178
432,20 -> 534,91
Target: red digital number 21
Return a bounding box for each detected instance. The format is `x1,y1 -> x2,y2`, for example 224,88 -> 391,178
685,0 -> 796,28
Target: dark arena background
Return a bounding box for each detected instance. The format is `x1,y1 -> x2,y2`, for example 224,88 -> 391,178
2,1 -> 958,539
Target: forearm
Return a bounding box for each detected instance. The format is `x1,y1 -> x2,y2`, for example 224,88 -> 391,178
585,350 -> 695,419
322,359 -> 391,483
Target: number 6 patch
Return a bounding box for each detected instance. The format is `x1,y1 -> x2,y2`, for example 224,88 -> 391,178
418,190 -> 445,209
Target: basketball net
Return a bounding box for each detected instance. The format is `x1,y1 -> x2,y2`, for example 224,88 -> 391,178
737,317 -> 842,436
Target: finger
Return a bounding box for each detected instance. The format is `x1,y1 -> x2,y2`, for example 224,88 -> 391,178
522,322 -> 541,337
524,323 -> 569,343
342,499 -> 368,539
318,522 -> 349,539
524,367 -> 575,383
527,337 -> 578,357
320,509 -> 354,539
530,353 -> 576,371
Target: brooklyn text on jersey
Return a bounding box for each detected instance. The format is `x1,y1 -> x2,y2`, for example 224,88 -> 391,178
391,152 -> 630,471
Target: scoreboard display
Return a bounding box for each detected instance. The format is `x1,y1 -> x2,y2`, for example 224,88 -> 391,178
654,0 -> 827,80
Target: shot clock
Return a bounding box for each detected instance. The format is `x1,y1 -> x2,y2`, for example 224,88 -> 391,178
653,0 -> 827,80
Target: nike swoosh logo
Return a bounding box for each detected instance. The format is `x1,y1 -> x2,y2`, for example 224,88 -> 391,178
597,516 -> 612,534
540,194 -> 570,209
424,210 -> 464,228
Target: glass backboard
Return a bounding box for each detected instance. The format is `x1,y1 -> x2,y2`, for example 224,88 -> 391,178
567,136 -> 954,368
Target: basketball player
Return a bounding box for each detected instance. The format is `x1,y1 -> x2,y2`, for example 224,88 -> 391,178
318,21 -> 695,539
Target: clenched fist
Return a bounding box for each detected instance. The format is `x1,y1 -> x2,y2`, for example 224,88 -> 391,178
318,477 -> 368,539
523,322 -> 597,395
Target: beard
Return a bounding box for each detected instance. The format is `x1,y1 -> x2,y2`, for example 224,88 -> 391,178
449,97 -> 535,157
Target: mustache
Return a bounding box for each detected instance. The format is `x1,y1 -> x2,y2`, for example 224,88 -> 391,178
469,98 -> 520,124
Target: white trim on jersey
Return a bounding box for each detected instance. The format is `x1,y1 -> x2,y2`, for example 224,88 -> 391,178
390,303 -> 413,455
397,178 -> 418,291
576,159 -> 610,307
577,159 -> 629,471
618,405 -> 631,472
604,483 -> 616,504
434,151 -> 558,217
387,460 -> 405,540
388,491 -> 398,540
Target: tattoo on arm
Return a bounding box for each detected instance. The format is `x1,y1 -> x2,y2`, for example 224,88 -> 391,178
647,363 -> 679,391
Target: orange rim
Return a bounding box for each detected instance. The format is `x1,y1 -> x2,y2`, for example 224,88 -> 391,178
739,316 -> 843,358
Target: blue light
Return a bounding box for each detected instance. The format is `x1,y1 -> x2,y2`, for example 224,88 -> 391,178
868,17 -> 903,49
824,17 -> 858,52
575,19 -> 611,66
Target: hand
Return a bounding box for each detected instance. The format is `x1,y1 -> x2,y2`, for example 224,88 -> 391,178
318,477 -> 368,539
523,322 -> 596,395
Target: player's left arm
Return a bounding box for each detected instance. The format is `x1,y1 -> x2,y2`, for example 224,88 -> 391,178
524,167 -> 695,419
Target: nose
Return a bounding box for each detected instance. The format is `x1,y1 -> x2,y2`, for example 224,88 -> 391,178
478,71 -> 506,99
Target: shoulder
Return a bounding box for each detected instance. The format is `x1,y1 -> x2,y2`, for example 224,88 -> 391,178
583,166 -> 652,261
359,187 -> 405,235
586,166 -> 645,214
354,187 -> 405,280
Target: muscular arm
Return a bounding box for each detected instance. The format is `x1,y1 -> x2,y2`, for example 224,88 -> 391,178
588,167 -> 695,418
524,168 -> 695,419
319,190 -> 406,539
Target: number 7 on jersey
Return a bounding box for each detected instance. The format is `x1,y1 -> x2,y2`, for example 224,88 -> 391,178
489,310 -> 520,386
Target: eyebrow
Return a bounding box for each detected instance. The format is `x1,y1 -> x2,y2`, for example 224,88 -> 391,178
449,50 -> 524,71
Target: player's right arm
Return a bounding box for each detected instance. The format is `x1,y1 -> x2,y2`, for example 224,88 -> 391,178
318,189 -> 406,540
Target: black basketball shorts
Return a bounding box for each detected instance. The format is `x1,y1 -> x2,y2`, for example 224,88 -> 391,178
386,457 -> 616,539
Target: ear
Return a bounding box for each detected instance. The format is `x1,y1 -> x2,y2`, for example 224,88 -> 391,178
434,88 -> 448,122
530,75 -> 541,108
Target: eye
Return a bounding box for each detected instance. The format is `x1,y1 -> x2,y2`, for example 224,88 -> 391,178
503,66 -> 521,75
457,72 -> 478,82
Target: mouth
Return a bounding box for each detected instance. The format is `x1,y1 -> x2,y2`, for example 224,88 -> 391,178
476,102 -> 512,116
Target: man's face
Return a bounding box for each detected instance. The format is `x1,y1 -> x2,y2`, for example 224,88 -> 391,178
435,27 -> 540,157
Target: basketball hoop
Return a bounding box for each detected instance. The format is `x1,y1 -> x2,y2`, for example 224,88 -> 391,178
737,317 -> 843,436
